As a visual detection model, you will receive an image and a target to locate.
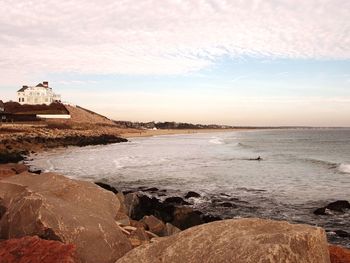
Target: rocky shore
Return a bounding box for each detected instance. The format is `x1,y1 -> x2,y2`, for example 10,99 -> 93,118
0,166 -> 349,262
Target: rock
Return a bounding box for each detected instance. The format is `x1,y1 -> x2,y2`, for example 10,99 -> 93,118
201,214 -> 222,223
326,201 -> 350,212
171,207 -> 204,230
95,182 -> 119,194
0,163 -> 28,180
28,167 -> 42,174
329,245 -> 350,263
116,218 -> 330,263
334,230 -> 350,238
128,227 -> 150,248
184,191 -> 201,199
116,212 -> 130,226
124,193 -> 175,222
116,192 -> 127,214
218,202 -> 238,208
315,200 -> 350,215
141,215 -> 166,237
0,151 -> 26,164
0,235 -> 80,263
314,207 -> 327,215
130,219 -> 147,229
164,197 -> 190,205
165,223 -> 181,236
0,172 -> 132,263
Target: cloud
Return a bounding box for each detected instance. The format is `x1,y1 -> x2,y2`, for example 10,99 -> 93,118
0,0 -> 349,82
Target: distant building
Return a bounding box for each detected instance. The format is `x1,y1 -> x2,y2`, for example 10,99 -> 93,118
0,100 -> 4,112
17,81 -> 61,105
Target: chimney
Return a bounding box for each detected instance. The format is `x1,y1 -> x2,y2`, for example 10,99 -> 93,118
43,81 -> 49,87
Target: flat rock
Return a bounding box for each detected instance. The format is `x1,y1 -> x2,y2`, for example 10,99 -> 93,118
0,235 -> 80,263
116,218 -> 330,263
0,172 -> 132,263
329,245 -> 350,263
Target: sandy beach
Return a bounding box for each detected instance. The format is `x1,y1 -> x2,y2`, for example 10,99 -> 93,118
119,128 -> 249,139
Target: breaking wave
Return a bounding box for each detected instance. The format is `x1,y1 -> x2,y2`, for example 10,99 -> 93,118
338,163 -> 350,174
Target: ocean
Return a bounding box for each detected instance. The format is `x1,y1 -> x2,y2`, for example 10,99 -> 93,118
27,128 -> 350,247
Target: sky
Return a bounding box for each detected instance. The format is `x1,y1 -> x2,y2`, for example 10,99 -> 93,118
0,0 -> 349,126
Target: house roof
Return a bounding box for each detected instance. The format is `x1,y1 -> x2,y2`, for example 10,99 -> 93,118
17,83 -> 49,92
17,86 -> 29,92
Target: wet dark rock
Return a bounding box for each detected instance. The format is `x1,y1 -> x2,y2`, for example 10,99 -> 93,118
314,200 -> 350,215
28,168 -> 42,174
326,200 -> 350,212
0,151 -> 26,164
202,214 -> 223,223
123,190 -> 135,195
218,202 -> 238,208
314,207 -> 327,215
184,191 -> 201,199
171,207 -> 204,230
334,230 -> 350,238
220,193 -> 230,197
164,196 -> 190,205
95,182 -> 119,194
125,193 -> 175,222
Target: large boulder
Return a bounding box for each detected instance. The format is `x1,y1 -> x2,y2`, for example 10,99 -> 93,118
329,245 -> 350,263
116,218 -> 330,263
0,235 -> 80,263
0,172 -> 132,263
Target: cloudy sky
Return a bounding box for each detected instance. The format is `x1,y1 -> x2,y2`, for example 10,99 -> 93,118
0,0 -> 349,126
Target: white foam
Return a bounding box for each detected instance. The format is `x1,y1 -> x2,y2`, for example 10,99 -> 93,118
338,163 -> 350,174
209,137 -> 224,145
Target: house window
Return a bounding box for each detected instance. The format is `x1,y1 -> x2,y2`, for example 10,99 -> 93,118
19,98 -> 21,102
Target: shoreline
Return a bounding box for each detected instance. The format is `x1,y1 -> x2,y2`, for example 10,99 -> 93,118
119,128 -> 250,139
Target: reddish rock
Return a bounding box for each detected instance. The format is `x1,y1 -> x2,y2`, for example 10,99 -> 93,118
0,172 -> 132,263
329,245 -> 350,263
0,236 -> 80,263
0,163 -> 27,180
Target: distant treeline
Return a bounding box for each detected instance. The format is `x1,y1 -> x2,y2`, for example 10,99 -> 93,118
114,121 -> 235,130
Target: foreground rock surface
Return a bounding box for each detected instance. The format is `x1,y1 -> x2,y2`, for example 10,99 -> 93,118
0,235 -> 80,263
329,245 -> 350,263
116,218 -> 330,263
0,172 -> 132,263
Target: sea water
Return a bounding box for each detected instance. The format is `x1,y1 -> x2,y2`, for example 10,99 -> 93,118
28,128 -> 350,247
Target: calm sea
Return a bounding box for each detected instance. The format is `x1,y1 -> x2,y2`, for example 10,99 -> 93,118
28,128 -> 350,247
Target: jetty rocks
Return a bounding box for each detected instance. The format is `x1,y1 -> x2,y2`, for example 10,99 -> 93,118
0,171 -> 340,263
117,218 -> 330,263
0,172 -> 132,263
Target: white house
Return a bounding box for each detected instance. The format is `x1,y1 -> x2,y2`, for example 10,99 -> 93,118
17,81 -> 61,105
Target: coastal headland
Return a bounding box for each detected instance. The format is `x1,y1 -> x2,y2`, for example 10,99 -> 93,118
0,104 -> 349,263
